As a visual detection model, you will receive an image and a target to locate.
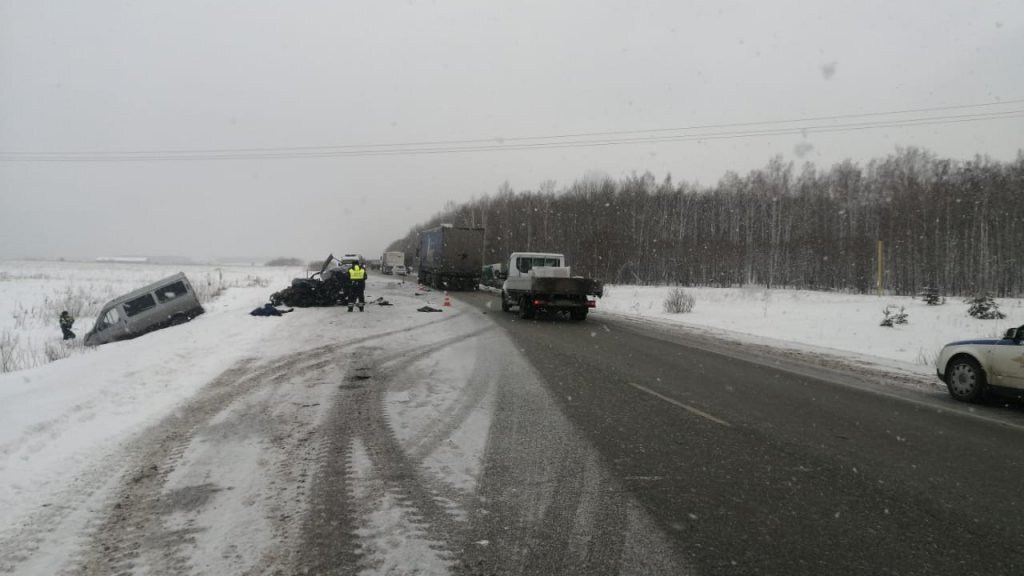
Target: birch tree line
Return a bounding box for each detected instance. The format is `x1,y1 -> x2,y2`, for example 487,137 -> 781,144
386,148 -> 1024,296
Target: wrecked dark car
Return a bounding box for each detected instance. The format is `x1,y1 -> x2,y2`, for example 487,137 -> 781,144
269,254 -> 350,307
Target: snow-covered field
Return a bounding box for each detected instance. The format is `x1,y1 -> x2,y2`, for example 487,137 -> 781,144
0,261 -> 304,569
0,260 -> 300,372
598,284 -> 1023,378
0,262 -> 458,573
5,260 -> 1019,380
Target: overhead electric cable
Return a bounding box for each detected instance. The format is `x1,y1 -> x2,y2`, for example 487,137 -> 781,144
1,102 -> 1022,162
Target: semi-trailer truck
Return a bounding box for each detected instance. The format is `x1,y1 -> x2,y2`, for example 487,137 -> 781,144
416,225 -> 485,290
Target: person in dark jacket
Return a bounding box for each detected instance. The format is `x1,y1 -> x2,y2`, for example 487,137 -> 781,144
250,303 -> 294,316
59,311 -> 76,340
347,263 -> 367,312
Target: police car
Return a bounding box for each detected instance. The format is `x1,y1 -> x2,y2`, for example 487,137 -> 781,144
935,324 -> 1024,402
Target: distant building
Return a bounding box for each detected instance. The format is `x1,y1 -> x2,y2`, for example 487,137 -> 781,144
95,256 -> 149,263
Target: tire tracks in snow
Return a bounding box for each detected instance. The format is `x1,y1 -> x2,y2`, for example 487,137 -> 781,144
298,309 -> 691,575
297,321 -> 498,574
64,345 -> 342,575
7,305 -> 471,575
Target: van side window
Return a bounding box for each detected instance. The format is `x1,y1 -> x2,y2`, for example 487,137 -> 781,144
123,294 -> 157,317
156,281 -> 188,303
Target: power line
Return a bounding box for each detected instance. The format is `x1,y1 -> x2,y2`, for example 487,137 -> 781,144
6,97 -> 1024,157
2,104 -> 1022,162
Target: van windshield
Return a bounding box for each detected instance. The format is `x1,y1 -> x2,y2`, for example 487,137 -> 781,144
95,307 -> 121,331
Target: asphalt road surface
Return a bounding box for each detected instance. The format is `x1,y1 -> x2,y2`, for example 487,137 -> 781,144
459,289 -> 1024,576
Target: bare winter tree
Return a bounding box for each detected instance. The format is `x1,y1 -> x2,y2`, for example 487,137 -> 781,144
384,148 -> 1024,297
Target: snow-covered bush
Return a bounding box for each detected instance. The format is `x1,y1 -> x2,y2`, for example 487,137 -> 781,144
44,339 -> 80,362
880,305 -> 908,327
0,330 -> 18,368
918,286 -> 944,306
663,287 -> 696,313
966,294 -> 1005,319
915,347 -> 936,366
11,303 -> 29,329
1,330 -> 26,373
41,285 -> 92,321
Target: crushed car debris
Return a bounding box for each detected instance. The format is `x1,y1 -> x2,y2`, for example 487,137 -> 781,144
269,254 -> 351,307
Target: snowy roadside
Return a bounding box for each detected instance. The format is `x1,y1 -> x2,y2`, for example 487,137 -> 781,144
0,260 -> 299,372
594,285 -> 1024,388
0,274 -> 480,573
0,280 -> 293,564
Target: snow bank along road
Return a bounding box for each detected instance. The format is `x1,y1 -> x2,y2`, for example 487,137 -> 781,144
0,278 -> 689,575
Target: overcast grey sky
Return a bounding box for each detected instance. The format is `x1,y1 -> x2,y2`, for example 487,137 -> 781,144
2,0 -> 1022,261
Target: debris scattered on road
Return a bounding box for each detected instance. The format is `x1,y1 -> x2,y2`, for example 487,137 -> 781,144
417,306 -> 443,312
250,303 -> 294,316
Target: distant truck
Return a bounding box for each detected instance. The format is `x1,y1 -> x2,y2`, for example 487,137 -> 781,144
500,252 -> 602,321
339,253 -> 364,267
417,225 -> 485,290
84,272 -> 205,346
381,251 -> 405,275
480,262 -> 507,289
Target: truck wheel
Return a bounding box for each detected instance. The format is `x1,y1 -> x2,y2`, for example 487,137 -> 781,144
519,296 -> 535,319
501,291 -> 510,312
570,308 -> 588,321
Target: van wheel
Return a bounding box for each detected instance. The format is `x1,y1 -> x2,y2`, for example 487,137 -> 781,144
170,315 -> 189,326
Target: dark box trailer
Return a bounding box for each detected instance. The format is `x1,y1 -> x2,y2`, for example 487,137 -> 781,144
417,225 -> 484,290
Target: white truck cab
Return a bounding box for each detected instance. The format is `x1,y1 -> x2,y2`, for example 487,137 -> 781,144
505,252 -> 568,284
500,252 -> 602,320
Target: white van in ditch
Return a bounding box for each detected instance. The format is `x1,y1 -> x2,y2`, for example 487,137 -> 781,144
84,272 -> 205,346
